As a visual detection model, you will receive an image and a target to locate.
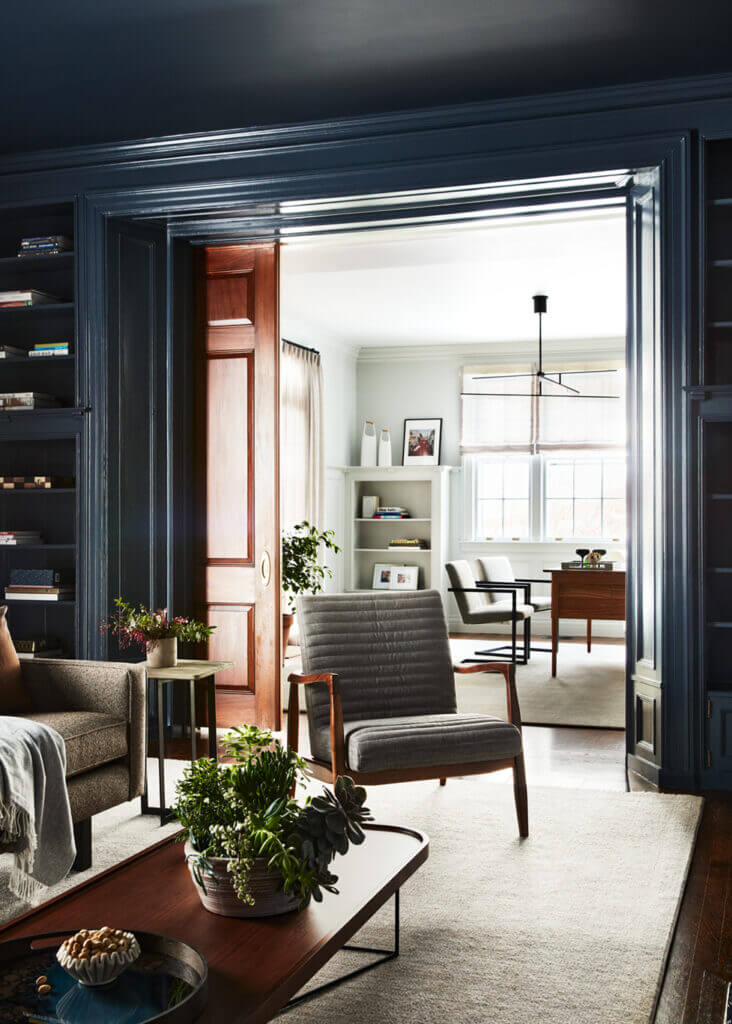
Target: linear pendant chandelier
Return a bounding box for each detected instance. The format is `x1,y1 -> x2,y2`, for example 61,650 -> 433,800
463,294 -> 619,399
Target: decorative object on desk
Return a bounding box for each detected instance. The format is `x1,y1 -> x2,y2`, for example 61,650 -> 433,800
57,926 -> 141,987
402,417 -> 442,465
360,418 -> 377,466
378,427 -> 392,466
586,549 -> 603,567
389,564 -> 419,590
175,724 -> 371,918
281,521 -> 340,653
372,562 -> 393,589
575,548 -> 590,564
361,494 -> 379,519
101,599 -> 215,669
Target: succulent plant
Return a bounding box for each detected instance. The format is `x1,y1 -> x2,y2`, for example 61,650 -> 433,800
294,777 -> 372,899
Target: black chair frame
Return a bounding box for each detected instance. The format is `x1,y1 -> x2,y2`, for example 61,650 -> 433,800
448,579 -> 551,664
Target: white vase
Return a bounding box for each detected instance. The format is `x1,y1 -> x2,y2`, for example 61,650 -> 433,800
378,428 -> 392,466
360,420 -> 377,466
146,637 -> 177,669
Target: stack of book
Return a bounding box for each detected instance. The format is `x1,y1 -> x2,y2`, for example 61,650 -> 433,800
388,537 -> 428,549
5,569 -> 74,602
373,505 -> 410,519
0,530 -> 42,546
0,475 -> 74,489
29,341 -> 71,358
16,636 -> 64,659
0,344 -> 28,359
17,236 -> 73,257
0,392 -> 61,410
0,289 -> 60,308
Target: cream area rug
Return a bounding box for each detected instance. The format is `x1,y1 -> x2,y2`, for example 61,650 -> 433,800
295,778 -> 702,1024
452,637 -> 626,729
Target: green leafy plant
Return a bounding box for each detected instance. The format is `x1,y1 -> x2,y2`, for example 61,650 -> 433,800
101,598 -> 215,651
281,521 -> 340,611
172,726 -> 371,907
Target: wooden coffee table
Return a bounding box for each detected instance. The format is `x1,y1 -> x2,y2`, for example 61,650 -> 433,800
0,823 -> 428,1023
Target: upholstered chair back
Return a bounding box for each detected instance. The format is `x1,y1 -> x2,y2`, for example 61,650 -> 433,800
296,590 -> 456,761
476,556 -> 516,604
445,560 -> 492,620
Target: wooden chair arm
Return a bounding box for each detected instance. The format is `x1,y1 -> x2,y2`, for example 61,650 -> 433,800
286,671 -> 345,780
453,663 -> 522,730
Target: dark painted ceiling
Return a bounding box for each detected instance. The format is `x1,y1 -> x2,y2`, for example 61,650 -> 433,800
4,0 -> 732,156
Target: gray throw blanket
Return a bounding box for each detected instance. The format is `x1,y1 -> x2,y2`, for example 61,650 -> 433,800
0,716 -> 75,903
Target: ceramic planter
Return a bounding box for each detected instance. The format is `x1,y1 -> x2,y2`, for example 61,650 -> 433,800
185,842 -> 301,918
146,637 -> 178,669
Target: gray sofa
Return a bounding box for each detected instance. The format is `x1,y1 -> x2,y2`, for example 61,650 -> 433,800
5,658 -> 146,870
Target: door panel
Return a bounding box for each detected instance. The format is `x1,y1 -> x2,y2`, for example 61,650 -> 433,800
627,173 -> 664,783
197,244 -> 281,730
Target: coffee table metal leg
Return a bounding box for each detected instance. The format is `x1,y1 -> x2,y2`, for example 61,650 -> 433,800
280,889 -> 400,1013
157,679 -> 167,827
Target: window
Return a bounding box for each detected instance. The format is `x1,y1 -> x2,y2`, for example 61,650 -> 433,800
462,360 -> 626,542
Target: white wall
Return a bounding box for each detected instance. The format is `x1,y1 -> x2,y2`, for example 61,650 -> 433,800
356,341 -> 627,637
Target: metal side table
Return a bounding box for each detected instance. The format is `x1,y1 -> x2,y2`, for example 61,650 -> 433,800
141,659 -> 233,825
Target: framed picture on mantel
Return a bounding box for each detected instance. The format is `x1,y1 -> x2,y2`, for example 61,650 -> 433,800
402,418 -> 442,466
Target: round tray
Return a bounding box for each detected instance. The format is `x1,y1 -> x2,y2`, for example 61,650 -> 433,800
0,929 -> 207,1024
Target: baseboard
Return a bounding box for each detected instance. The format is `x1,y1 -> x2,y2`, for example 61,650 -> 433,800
627,753 -> 660,787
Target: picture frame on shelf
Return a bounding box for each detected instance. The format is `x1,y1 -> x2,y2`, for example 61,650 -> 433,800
402,418 -> 442,466
390,565 -> 419,591
372,563 -> 393,589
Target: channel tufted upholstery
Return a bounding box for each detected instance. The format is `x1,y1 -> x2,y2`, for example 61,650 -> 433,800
296,590 -> 522,773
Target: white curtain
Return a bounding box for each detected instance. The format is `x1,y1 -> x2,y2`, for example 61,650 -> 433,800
281,341 -> 324,531
460,358 -> 625,454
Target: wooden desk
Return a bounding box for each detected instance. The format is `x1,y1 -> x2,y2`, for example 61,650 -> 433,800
544,569 -> 626,677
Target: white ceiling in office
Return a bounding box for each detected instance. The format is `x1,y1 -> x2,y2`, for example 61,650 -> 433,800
280,209 -> 627,349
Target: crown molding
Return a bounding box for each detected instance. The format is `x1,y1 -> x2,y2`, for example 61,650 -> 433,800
2,71 -> 732,176
356,336 -> 626,363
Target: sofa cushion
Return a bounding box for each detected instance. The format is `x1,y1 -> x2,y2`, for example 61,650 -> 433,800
18,711 -> 128,778
0,605 -> 32,714
341,713 -> 523,774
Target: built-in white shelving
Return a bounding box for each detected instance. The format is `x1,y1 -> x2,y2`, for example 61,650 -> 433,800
340,465 -> 453,602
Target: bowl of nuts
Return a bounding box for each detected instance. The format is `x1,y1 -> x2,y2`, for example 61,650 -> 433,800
56,927 -> 141,987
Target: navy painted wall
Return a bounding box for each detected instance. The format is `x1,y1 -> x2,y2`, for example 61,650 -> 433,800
3,71 -> 732,790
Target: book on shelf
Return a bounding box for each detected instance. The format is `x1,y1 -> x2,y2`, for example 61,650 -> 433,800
0,393 -> 61,410
373,512 -> 410,519
0,345 -> 28,359
15,636 -> 61,654
0,290 -> 61,307
388,538 -> 428,549
17,649 -> 64,659
0,476 -> 74,489
0,531 -> 42,545
18,235 -> 73,255
29,342 -> 71,358
5,587 -> 75,601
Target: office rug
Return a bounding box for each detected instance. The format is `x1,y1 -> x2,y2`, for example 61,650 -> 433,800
452,637 -> 625,728
294,779 -> 702,1024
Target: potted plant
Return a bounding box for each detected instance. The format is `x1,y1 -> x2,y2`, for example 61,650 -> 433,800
173,725 -> 371,917
102,598 -> 216,668
281,521 -> 340,653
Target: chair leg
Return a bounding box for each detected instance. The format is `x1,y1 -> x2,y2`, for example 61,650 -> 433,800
72,818 -> 92,872
587,619 -> 592,653
512,756 -> 529,838
439,777 -> 447,787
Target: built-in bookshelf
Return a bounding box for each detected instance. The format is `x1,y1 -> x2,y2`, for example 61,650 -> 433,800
341,466 -> 452,602
0,201 -> 79,657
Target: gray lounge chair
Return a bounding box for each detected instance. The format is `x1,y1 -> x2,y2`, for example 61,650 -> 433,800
287,589 -> 528,837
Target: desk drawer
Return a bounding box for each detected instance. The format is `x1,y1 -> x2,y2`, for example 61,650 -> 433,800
558,586 -> 625,620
